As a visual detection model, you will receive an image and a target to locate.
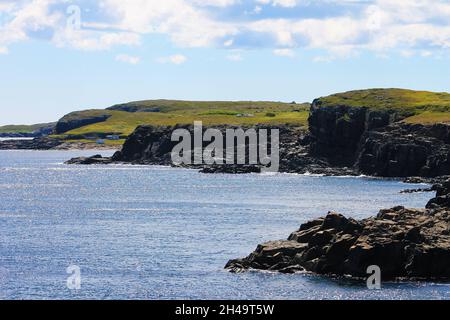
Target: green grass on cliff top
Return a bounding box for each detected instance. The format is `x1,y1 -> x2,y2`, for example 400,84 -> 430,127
317,88 -> 450,124
317,88 -> 450,114
62,100 -> 310,137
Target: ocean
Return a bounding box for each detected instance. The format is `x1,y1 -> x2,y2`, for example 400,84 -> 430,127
0,150 -> 448,300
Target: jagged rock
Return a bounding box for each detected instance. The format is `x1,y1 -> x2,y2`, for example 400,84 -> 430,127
426,179 -> 450,209
225,207 -> 450,280
356,123 -> 450,177
308,102 -> 400,166
109,124 -> 356,175
63,104 -> 450,179
65,154 -> 113,164
200,165 -> 261,174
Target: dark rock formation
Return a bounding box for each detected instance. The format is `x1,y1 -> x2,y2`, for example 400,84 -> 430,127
356,123 -> 450,177
307,100 -> 450,177
94,124 -> 355,175
55,114 -> 111,134
65,100 -> 450,179
308,101 -> 400,165
225,207 -> 450,280
200,165 -> 261,174
65,154 -> 113,165
111,125 -> 177,165
0,137 -> 62,150
427,179 -> 450,209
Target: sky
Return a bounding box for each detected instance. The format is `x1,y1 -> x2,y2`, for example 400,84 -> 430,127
0,0 -> 450,125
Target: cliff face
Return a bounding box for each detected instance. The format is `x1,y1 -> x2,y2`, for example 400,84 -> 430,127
112,125 -> 176,164
67,95 -> 450,178
308,100 -> 400,165
54,113 -> 111,134
112,124 -> 311,168
356,124 -> 450,177
308,100 -> 450,177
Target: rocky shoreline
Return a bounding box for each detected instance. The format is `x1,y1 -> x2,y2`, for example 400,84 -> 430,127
225,180 -> 450,281
0,137 -> 121,151
0,137 -> 63,150
64,104 -> 450,179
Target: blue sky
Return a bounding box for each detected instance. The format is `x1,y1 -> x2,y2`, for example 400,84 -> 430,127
1,0 -> 450,125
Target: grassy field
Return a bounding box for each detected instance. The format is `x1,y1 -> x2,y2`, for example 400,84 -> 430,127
108,99 -> 305,113
316,88 -> 450,120
403,111 -> 450,124
62,100 -> 310,137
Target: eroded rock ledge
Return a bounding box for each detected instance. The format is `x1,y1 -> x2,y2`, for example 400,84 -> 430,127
225,181 -> 450,280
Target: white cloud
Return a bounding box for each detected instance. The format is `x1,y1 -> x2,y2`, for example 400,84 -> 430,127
0,46 -> 9,54
191,0 -> 238,7
224,39 -> 234,47
1,0 -> 450,57
227,52 -> 243,61
100,0 -> 238,48
54,29 -> 141,51
273,48 -> 295,57
115,53 -> 140,64
157,54 -> 187,64
313,55 -> 335,63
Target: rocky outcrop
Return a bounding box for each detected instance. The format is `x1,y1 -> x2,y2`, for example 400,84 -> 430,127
356,123 -> 450,177
65,154 -> 113,164
111,125 -> 178,164
64,98 -> 450,179
427,179 -> 450,209
89,124 -> 354,175
55,113 -> 111,134
308,101 -> 401,165
225,206 -> 450,280
308,100 -> 450,177
0,137 -> 62,150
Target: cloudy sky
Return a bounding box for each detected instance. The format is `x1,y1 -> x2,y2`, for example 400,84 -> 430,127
1,0 -> 450,124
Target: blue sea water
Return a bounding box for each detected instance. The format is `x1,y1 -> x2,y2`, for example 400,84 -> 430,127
0,150 -> 448,300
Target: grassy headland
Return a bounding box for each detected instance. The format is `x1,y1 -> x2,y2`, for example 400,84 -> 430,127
315,88 -> 450,123
4,89 -> 449,145
59,100 -> 310,137
0,122 -> 54,134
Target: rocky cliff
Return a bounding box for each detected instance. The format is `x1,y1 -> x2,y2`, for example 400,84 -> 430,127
65,92 -> 450,179
54,112 -> 111,134
225,179 -> 450,280
308,100 -> 450,177
88,124 -> 352,175
356,123 -> 450,177
308,100 -> 401,165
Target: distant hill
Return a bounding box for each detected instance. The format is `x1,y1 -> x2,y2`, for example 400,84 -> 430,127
10,89 -> 450,143
0,122 -> 55,135
54,100 -> 311,137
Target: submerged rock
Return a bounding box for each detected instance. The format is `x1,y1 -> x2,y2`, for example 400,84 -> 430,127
226,208 -> 450,280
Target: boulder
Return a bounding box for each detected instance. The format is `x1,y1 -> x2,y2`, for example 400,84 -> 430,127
226,207 -> 450,280
65,154 -> 113,164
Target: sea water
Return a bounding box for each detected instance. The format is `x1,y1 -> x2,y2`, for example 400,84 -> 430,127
0,150 -> 448,300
